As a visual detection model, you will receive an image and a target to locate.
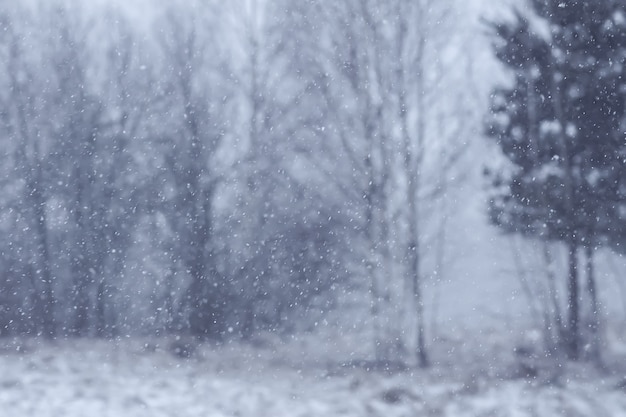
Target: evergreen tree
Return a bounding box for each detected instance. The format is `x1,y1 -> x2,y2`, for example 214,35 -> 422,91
486,1 -> 626,360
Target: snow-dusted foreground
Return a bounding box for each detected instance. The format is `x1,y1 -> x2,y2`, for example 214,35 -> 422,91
1,336 -> 626,417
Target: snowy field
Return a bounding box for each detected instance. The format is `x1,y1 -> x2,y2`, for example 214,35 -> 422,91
2,329 -> 626,417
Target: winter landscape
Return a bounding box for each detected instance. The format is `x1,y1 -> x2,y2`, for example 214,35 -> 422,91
1,0 -> 626,416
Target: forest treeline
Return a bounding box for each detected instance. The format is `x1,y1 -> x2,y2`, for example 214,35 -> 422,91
0,0 -> 624,367
0,0 -> 477,368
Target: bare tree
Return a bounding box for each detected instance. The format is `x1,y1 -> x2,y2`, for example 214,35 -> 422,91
155,1 -> 227,338
276,0 -> 475,367
0,5 -> 56,338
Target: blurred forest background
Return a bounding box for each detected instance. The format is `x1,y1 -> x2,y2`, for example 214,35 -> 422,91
0,0 -> 625,369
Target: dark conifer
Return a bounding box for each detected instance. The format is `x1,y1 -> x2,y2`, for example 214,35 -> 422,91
486,0 -> 626,360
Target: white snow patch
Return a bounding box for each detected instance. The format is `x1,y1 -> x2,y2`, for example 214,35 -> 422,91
0,336 -> 625,417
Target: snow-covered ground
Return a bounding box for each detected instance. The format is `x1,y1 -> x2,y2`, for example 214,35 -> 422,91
1,329 -> 626,417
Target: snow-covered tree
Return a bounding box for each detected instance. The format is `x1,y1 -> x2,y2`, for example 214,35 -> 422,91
486,0 -> 626,360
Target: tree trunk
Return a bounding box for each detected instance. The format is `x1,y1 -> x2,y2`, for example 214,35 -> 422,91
550,54 -> 579,361
542,241 -> 564,350
585,243 -> 600,362
566,238 -> 580,360
412,27 -> 428,368
411,235 -> 428,368
365,154 -> 384,363
96,280 -> 107,338
71,273 -> 91,336
405,113 -> 428,367
31,166 -> 56,339
70,170 -> 91,336
510,238 -> 542,330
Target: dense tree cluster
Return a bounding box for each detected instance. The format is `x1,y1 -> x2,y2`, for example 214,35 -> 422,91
0,0 -> 478,368
486,0 -> 626,360
0,0 -> 351,340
